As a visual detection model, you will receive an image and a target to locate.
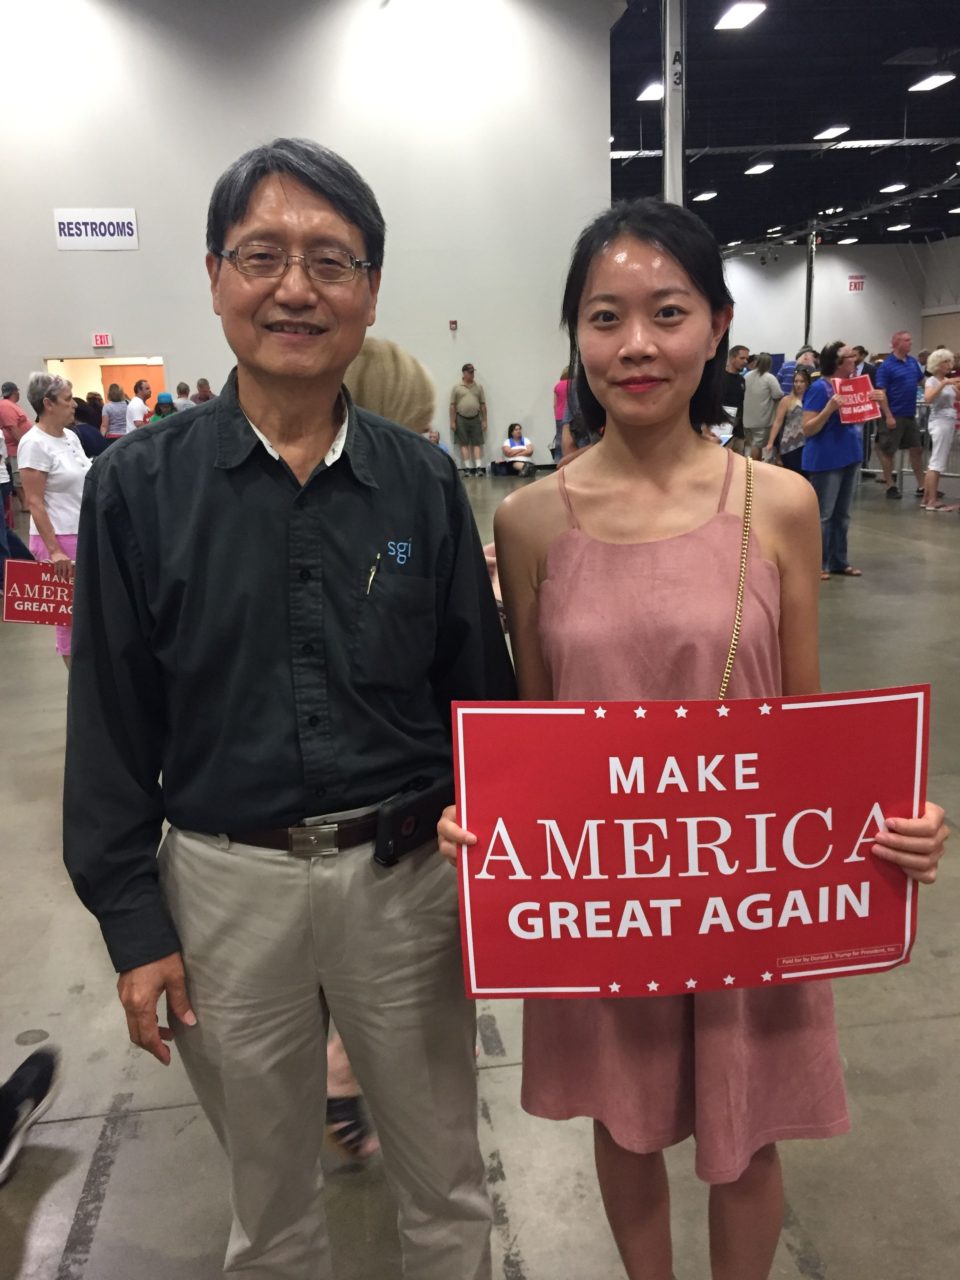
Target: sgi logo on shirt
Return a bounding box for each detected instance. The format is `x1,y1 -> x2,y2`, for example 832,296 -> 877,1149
387,539 -> 413,566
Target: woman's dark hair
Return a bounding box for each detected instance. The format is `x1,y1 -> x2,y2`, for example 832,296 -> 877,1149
107,383 -> 123,402
207,137 -> 386,268
508,422 -> 523,437
561,198 -> 733,433
73,397 -> 96,426
792,367 -> 813,392
819,341 -> 846,379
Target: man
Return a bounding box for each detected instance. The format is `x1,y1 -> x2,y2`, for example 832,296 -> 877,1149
874,330 -> 925,498
425,427 -> 452,456
0,381 -> 30,517
449,362 -> 487,474
777,345 -> 818,395
721,343 -> 749,451
64,137 -> 512,1280
125,378 -> 151,431
853,345 -> 876,381
173,381 -> 193,412
191,376 -> 216,403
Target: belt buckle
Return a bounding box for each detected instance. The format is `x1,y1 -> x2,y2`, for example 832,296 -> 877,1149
290,823 -> 338,857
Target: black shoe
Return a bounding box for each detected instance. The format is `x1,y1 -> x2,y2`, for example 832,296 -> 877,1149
886,486 -> 902,499
0,1048 -> 61,1185
476,466 -> 486,475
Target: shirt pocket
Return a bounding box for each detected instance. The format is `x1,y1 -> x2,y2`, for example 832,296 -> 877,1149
351,572 -> 437,691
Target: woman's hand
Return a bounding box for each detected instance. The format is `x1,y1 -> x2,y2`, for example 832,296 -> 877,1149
50,549 -> 75,583
438,804 -> 476,868
872,801 -> 949,884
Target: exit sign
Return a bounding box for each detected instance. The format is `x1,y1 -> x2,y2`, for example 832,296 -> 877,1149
848,275 -> 865,293
92,332 -> 113,349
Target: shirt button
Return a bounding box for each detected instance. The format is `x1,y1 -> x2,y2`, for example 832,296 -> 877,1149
307,715 -> 320,727
302,643 -> 315,656
299,567 -> 312,581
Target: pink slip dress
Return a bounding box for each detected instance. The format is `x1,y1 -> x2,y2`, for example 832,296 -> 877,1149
520,449 -> 850,1184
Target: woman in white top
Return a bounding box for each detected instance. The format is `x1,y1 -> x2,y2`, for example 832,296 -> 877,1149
921,348 -> 959,511
18,373 -> 92,664
502,422 -> 536,475
742,353 -> 783,460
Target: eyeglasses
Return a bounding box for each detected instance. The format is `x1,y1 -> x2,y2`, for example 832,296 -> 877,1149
220,242 -> 373,284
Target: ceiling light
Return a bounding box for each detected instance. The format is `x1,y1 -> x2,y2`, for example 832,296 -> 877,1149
949,207 -> 960,213
909,73 -> 956,92
766,226 -> 782,233
692,191 -> 717,201
715,3 -> 766,28
814,125 -> 849,140
637,82 -> 664,101
609,135 -> 614,143
727,240 -> 742,246
744,163 -> 774,174
743,251 -> 757,256
880,182 -> 906,193
887,223 -> 911,231
838,238 -> 859,244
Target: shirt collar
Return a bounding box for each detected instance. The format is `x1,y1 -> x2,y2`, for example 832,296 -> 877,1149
213,370 -> 378,487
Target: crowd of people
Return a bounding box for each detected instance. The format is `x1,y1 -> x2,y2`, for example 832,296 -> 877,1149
0,136 -> 953,1280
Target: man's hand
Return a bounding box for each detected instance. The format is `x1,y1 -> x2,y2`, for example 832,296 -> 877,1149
117,951 -> 197,1065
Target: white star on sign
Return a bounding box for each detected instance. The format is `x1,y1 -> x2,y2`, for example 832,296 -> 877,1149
646,980 -> 660,992
685,978 -> 698,990
609,982 -> 621,993
723,974 -> 735,986
675,706 -> 688,719
594,706 -> 606,719
716,706 -> 730,717
634,706 -> 647,719
759,703 -> 772,715
761,971 -> 773,982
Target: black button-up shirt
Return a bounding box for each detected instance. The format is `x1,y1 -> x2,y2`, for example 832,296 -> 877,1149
64,371 -> 515,971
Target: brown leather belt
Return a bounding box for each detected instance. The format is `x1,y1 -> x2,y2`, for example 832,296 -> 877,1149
229,811 -> 378,857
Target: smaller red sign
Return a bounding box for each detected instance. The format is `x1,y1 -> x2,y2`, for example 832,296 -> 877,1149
3,561 -> 74,626
92,331 -> 113,349
831,374 -> 882,424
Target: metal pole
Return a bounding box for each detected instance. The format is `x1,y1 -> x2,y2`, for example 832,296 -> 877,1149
803,226 -> 817,346
662,0 -> 685,206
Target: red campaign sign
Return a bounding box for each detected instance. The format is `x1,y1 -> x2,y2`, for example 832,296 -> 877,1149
831,374 -> 882,424
2,560 -> 74,627
453,687 -> 928,1000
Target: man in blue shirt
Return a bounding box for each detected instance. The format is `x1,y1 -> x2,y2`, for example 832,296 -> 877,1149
778,345 -> 818,395
874,331 -> 925,498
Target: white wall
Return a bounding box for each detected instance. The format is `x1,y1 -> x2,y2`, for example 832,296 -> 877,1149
725,244 -> 925,359
0,0 -> 617,463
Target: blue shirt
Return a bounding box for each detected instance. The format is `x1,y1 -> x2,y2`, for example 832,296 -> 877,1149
778,360 -> 797,394
875,353 -> 922,418
801,378 -> 862,472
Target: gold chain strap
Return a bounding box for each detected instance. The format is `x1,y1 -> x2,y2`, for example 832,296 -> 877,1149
717,456 -> 754,701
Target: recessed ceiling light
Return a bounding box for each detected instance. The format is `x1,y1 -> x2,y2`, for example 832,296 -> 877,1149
692,191 -> 717,202
766,226 -> 782,233
637,82 -> 664,101
909,73 -> 956,92
744,163 -> 774,175
609,135 -> 614,143
887,223 -> 911,231
715,3 -> 766,28
838,238 -> 859,244
814,125 -> 849,140
949,207 -> 960,213
743,251 -> 757,255
880,182 -> 906,193
727,240 -> 742,246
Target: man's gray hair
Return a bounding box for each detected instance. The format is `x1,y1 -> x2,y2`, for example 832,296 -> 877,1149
206,137 -> 386,268
27,371 -> 71,417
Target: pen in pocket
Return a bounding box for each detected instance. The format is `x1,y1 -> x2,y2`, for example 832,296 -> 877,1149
366,553 -> 381,595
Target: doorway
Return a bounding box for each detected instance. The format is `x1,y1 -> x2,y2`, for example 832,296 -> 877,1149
44,356 -> 167,402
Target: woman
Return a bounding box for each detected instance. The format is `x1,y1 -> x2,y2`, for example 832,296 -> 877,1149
802,342 -> 890,581
742,352 -> 783,460
920,348 -> 959,511
439,199 -> 947,1280
17,373 -> 92,666
764,367 -> 811,471
552,366 -> 571,461
501,422 -> 536,476
149,392 -> 179,422
100,383 -> 129,438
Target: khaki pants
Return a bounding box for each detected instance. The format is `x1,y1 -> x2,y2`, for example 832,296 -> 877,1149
160,827 -> 492,1280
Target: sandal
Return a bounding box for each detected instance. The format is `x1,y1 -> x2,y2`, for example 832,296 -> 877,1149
326,1095 -> 380,1161
834,566 -> 862,577
820,571 -> 831,581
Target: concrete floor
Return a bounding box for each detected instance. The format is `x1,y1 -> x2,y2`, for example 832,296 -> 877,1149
1,469 -> 958,1280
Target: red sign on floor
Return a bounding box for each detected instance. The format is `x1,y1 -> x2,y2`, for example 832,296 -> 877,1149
453,688 -> 928,999
831,374 -> 882,424
3,560 -> 74,626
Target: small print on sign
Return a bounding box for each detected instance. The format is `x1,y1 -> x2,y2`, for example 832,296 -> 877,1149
453,688 -> 928,1000
3,561 -> 74,627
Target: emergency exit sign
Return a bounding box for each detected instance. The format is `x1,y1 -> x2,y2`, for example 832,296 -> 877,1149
92,332 -> 113,349
848,275 -> 865,293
